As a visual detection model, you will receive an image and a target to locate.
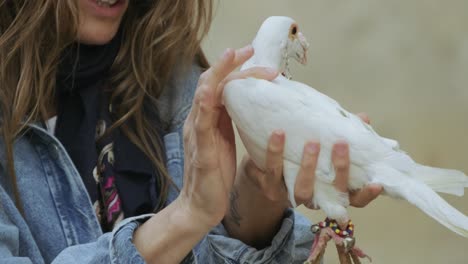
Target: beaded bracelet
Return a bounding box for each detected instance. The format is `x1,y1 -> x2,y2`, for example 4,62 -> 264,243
318,218 -> 354,237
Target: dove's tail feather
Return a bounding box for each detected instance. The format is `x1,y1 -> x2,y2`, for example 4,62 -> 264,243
371,164 -> 468,238
410,165 -> 468,196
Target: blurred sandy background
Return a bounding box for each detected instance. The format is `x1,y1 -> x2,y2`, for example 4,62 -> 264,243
202,1 -> 468,263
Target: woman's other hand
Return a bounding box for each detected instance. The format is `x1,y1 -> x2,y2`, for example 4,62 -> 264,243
223,112 -> 383,248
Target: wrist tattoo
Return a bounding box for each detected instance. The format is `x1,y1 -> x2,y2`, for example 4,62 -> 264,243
228,187 -> 242,227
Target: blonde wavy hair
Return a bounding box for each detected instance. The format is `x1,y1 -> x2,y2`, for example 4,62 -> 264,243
0,0 -> 212,212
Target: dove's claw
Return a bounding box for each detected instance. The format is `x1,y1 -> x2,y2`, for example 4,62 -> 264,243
342,237 -> 356,252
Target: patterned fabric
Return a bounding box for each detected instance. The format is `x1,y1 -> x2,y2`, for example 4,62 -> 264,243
54,30 -> 161,232
93,102 -> 124,230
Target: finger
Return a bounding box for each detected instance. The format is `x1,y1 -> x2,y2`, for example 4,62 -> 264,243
225,67 -> 279,83
295,141 -> 320,207
192,88 -> 221,165
201,45 -> 254,89
217,67 -> 279,103
193,84 -> 218,133
231,45 -> 256,69
193,46 -> 254,122
265,130 -> 285,182
193,122 -> 217,167
350,184 -> 383,208
332,141 -> 350,193
356,112 -> 370,124
194,48 -> 234,113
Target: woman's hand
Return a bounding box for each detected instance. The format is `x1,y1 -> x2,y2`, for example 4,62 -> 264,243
178,46 -> 278,228
223,113 -> 383,248
133,46 -> 278,263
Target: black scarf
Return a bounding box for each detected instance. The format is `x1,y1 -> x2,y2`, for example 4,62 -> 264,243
54,32 -> 161,231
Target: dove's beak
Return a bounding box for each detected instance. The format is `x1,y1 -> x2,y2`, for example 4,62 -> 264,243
297,32 -> 309,65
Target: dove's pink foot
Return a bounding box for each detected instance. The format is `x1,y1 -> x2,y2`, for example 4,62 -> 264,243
304,219 -> 372,264
304,227 -> 332,263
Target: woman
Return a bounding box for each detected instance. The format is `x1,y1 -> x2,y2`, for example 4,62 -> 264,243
0,0 -> 382,263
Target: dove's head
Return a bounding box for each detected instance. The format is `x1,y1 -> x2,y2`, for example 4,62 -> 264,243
242,16 -> 310,78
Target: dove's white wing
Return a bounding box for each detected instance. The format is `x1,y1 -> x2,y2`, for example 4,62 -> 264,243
224,76 -> 413,187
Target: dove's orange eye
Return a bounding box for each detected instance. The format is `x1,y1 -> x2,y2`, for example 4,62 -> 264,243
291,26 -> 297,35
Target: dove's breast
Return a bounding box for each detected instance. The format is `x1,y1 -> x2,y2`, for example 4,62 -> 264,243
224,76 -> 397,185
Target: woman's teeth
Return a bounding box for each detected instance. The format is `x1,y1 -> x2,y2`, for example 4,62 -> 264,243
95,0 -> 118,7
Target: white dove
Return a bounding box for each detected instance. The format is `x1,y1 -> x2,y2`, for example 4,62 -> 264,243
223,16 -> 468,261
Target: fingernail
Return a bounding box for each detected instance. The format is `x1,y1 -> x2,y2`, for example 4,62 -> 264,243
370,184 -> 383,194
305,143 -> 319,155
272,130 -> 284,145
241,45 -> 253,53
222,48 -> 232,59
335,142 -> 348,157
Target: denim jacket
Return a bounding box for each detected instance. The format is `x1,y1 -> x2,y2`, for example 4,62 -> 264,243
0,64 -> 315,263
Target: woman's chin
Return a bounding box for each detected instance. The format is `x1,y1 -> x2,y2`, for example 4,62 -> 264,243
77,24 -> 121,45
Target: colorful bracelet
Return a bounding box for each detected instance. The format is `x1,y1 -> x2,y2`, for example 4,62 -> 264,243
318,218 -> 354,237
